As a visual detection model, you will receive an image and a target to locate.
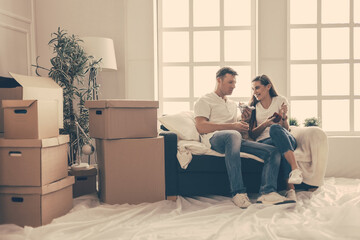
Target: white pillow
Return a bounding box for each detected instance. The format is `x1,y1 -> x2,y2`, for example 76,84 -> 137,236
158,111 -> 200,141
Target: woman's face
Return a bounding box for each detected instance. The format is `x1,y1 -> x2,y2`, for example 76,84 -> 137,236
252,80 -> 271,101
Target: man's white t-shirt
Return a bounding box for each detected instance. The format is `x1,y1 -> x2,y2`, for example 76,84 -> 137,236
194,92 -> 239,148
255,95 -> 289,141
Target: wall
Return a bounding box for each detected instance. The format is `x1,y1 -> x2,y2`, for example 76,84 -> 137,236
0,0 -> 36,77
34,0 -> 126,99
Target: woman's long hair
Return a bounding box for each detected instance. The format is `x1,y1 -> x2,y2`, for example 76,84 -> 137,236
248,75 -> 279,134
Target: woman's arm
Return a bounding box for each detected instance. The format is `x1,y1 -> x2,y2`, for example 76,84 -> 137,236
249,116 -> 275,140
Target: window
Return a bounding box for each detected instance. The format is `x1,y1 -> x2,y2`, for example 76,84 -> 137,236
158,0 -> 256,114
288,0 -> 360,135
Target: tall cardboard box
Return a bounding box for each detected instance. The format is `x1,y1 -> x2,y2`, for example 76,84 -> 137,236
0,73 -> 63,133
0,176 -> 74,227
95,136 -> 165,204
0,135 -> 69,186
85,100 -> 158,139
2,99 -> 59,139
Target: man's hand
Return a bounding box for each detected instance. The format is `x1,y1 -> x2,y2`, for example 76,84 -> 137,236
233,121 -> 249,133
241,107 -> 252,122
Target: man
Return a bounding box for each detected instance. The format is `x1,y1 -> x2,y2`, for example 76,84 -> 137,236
194,67 -> 293,208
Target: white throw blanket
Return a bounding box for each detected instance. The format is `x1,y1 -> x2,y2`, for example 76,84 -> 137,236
177,126 -> 328,187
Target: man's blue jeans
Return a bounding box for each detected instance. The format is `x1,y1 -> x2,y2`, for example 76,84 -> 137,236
209,130 -> 281,196
258,124 -> 297,180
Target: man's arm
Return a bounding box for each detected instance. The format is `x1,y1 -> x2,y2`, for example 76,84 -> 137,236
195,116 -> 249,134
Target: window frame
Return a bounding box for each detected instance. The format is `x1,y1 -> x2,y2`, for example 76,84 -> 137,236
287,0 -> 360,136
157,0 -> 258,115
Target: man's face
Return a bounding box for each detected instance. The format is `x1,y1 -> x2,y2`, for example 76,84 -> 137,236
218,73 -> 236,96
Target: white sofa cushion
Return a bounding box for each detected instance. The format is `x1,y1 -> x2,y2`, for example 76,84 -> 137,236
158,111 -> 200,141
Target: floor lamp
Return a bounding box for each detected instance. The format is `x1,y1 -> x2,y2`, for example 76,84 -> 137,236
71,37 -> 117,170
81,37 -> 117,100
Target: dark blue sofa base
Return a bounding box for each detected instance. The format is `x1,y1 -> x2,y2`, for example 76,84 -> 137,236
160,131 -> 315,197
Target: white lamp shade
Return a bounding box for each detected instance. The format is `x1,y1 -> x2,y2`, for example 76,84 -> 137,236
81,37 -> 117,70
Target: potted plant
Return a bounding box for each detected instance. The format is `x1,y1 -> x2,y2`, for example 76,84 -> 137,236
289,117 -> 299,126
33,27 -> 101,165
304,117 -> 321,127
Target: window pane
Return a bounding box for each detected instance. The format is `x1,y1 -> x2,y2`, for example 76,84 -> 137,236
322,64 -> 349,95
322,0 -> 349,24
224,30 -> 251,61
290,64 -> 317,96
193,0 -> 219,27
321,28 -> 349,60
322,100 -> 349,131
163,102 -> 190,115
354,28 -> 360,59
193,31 -> 220,62
194,66 -> 219,97
162,32 -> 189,62
290,0 -> 317,24
163,67 -> 189,98
290,29 -> 317,60
290,100 -> 317,127
224,0 -> 251,26
230,66 -> 251,98
162,0 -> 189,27
355,100 -> 360,131
355,0 -> 360,23
355,63 -> 360,95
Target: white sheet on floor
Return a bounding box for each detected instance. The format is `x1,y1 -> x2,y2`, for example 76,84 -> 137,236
177,126 -> 328,187
1,177 -> 360,240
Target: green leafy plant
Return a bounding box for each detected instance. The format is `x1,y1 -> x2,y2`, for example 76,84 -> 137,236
289,117 -> 299,126
33,27 -> 101,164
304,117 -> 320,127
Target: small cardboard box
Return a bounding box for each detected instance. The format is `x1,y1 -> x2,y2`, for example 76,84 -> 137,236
96,136 -> 165,204
2,99 -> 59,139
69,166 -> 97,198
0,135 -> 69,186
0,73 -> 63,133
0,176 -> 74,227
85,100 -> 159,139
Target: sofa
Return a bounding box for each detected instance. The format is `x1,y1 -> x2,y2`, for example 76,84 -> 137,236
158,111 -> 329,198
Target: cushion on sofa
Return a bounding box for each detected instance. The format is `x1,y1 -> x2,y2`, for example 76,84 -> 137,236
158,111 -> 200,141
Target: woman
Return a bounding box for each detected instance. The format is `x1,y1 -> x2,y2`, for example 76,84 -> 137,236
248,74 -> 302,201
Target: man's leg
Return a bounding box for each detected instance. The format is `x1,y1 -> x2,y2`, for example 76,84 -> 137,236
209,130 -> 246,196
240,140 -> 281,194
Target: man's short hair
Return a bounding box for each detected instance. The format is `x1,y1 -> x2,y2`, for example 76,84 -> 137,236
216,67 -> 238,79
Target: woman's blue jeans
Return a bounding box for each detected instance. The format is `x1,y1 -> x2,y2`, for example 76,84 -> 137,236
209,130 -> 281,196
258,124 -> 297,181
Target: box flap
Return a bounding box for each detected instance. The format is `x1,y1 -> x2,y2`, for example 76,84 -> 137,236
85,99 -> 159,109
69,165 -> 97,177
9,72 -> 62,89
1,99 -> 37,108
0,135 -> 69,148
0,176 -> 74,195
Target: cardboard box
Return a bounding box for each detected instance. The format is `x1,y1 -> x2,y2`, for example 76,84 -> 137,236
69,165 -> 97,198
0,73 -> 63,133
85,100 -> 159,139
0,176 -> 74,227
96,136 -> 165,204
0,135 -> 69,186
2,99 -> 59,139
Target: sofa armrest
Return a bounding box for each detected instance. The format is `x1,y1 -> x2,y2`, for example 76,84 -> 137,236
290,126 -> 328,186
159,131 -> 179,196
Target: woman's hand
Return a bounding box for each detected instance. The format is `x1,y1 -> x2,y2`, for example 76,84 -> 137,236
241,107 -> 252,122
279,102 -> 288,119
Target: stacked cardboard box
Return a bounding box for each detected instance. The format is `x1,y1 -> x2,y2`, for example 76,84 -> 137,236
0,74 -> 73,227
85,100 -> 165,205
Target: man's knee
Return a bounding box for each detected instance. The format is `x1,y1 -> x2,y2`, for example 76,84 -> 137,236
223,130 -> 242,146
